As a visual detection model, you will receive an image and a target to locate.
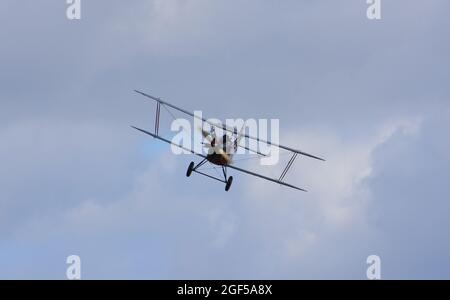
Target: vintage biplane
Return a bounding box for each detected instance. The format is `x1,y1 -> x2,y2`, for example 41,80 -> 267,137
132,90 -> 325,192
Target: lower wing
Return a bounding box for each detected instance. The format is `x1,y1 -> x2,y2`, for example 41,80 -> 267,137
131,126 -> 307,192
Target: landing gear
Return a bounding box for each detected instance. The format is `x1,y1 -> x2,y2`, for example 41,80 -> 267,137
225,176 -> 233,192
222,166 -> 233,192
186,161 -> 195,177
186,159 -> 234,191
187,159 -> 207,177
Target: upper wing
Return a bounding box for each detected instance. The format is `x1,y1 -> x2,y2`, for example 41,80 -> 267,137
134,90 -> 325,161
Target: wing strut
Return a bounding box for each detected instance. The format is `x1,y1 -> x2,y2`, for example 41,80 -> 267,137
155,102 -> 161,135
279,153 -> 298,182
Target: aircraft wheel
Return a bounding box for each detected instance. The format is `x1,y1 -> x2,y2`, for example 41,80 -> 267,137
186,162 -> 195,177
225,176 -> 233,191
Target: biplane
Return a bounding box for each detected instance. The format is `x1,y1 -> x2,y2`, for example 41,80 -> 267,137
132,90 -> 325,192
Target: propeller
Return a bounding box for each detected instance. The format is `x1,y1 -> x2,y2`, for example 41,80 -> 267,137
234,122 -> 246,152
197,126 -> 232,164
200,128 -> 213,143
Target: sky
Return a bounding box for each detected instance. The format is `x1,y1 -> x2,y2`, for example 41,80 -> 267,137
0,0 -> 449,279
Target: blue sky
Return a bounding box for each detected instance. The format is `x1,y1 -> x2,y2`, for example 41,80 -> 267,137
1,0 -> 449,279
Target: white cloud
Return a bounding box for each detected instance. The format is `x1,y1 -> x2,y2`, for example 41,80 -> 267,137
4,115 -> 421,278
236,117 -> 423,265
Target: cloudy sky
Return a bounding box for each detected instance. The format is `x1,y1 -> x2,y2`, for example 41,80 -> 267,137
1,0 -> 449,279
